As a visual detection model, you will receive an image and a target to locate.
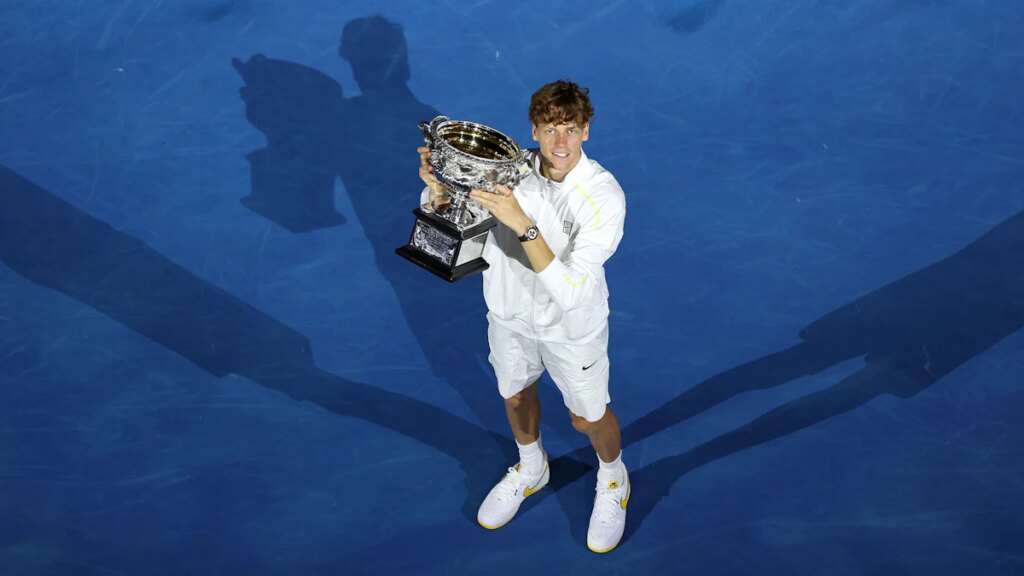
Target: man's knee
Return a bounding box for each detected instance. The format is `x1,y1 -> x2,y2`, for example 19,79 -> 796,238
504,382 -> 538,409
570,411 -> 596,434
570,406 -> 611,434
504,392 -> 524,410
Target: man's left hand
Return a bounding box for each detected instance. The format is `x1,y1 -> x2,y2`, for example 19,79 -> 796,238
469,184 -> 532,236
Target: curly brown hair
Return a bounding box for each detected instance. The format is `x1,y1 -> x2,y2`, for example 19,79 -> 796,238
529,79 -> 594,127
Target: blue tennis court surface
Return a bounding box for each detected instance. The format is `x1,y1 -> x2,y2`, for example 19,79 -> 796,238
1,1 -> 1022,574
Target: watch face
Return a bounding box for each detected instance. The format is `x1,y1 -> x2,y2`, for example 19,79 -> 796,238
526,227 -> 538,240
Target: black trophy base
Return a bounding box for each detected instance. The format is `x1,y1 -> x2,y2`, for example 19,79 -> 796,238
396,207 -> 496,282
395,245 -> 489,282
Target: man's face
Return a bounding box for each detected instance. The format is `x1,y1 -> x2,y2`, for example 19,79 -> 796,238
532,121 -> 589,182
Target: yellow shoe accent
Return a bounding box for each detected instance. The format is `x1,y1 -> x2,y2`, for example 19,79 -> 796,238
477,461 -> 549,530
522,462 -> 549,498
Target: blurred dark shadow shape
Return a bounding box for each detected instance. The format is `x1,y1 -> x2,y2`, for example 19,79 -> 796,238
232,55 -> 347,232
667,0 -> 726,34
626,209 -> 1024,445
616,208 -> 1024,537
0,164 -> 514,520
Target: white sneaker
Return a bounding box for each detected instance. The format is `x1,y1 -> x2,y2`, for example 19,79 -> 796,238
587,468 -> 630,553
477,459 -> 550,530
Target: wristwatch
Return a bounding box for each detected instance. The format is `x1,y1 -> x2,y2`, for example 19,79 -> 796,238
518,225 -> 539,242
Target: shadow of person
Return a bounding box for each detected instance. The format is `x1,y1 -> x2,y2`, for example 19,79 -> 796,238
625,209 -> 1024,445
0,165 -> 514,522
543,209 -> 1024,546
232,55 -> 347,232
230,16 -> 506,468
330,16 -> 506,431
614,209 -> 1024,541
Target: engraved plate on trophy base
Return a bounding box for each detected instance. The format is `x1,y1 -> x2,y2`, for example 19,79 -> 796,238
395,207 -> 497,282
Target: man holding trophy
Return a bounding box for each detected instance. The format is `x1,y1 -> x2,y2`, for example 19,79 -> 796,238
414,80 -> 629,553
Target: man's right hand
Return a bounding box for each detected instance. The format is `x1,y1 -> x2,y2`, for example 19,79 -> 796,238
418,146 -> 448,205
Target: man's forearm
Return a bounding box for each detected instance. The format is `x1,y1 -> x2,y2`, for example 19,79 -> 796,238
508,217 -> 555,273
522,233 -> 556,273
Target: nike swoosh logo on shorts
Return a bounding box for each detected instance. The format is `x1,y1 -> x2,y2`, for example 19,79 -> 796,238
582,360 -> 598,370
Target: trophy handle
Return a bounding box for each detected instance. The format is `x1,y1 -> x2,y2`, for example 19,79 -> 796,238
511,149 -> 532,185
418,121 -> 433,146
513,148 -> 529,166
419,115 -> 448,147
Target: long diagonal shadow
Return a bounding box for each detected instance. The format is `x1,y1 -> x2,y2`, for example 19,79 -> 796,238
0,165 -> 514,521
8,160 -> 1017,543
549,209 -> 1024,546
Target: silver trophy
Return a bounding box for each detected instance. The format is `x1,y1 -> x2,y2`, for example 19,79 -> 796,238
396,115 -> 531,281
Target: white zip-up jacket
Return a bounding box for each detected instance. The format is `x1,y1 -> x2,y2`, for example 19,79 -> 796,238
420,149 -> 625,343
481,148 -> 626,343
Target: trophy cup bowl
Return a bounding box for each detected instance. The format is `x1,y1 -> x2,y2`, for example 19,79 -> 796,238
396,116 -> 530,282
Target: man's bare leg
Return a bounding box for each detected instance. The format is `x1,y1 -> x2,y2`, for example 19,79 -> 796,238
504,380 -> 542,445
570,406 -> 621,463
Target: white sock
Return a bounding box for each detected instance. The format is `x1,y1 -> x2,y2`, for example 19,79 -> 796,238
596,451 -> 625,484
517,435 -> 545,478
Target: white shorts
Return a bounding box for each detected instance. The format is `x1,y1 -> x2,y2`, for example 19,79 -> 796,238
486,321 -> 611,422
